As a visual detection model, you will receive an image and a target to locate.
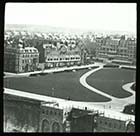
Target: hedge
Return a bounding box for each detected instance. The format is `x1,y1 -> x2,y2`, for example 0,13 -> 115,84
121,66 -> 136,70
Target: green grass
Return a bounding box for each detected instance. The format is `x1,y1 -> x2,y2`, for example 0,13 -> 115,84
4,69 -> 110,102
87,68 -> 136,98
4,68 -> 135,102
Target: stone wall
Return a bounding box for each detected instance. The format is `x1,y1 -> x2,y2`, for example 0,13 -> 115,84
4,94 -> 41,132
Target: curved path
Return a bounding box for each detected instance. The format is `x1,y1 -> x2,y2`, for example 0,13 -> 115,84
4,62 -> 135,120
79,65 -> 135,111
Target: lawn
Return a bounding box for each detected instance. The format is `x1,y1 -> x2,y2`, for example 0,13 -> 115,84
4,68 -> 135,102
86,68 -> 136,98
4,69 -> 111,102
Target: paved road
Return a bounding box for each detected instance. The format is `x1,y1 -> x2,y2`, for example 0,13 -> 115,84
79,65 -> 135,112
4,64 -> 98,78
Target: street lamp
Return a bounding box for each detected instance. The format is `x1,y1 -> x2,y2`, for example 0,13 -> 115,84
122,79 -> 124,85
52,87 -> 55,96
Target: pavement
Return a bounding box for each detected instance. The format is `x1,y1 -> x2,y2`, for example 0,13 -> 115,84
79,64 -> 135,112
4,63 -> 99,78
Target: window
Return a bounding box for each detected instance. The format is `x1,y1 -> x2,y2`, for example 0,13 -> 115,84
50,110 -> 53,115
109,122 -> 111,127
119,124 -> 122,129
46,110 -> 48,115
42,109 -> 45,114
114,123 -> 117,128
59,112 -> 61,116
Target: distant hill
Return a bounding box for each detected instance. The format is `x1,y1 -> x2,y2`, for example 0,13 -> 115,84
5,24 -> 89,34
5,24 -> 136,37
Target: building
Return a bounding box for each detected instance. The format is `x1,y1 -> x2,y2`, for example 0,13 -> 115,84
67,107 -> 135,132
4,93 -> 65,132
66,107 -> 98,132
39,102 -> 65,132
96,36 -> 136,65
95,114 -> 135,132
43,43 -> 81,68
97,36 -> 119,61
4,94 -> 41,132
126,38 -> 136,65
4,44 -> 39,73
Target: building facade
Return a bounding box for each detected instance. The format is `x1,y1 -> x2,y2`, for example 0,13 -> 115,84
43,43 -> 81,68
4,94 -> 41,132
95,115 -> 135,132
4,44 -> 39,73
4,93 -> 65,132
96,36 -> 136,65
39,103 -> 64,132
67,108 -> 135,132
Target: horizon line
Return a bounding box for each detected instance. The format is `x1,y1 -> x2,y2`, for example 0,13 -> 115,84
5,23 -> 136,35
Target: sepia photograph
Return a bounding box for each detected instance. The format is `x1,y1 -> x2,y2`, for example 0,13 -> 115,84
3,3 -> 136,132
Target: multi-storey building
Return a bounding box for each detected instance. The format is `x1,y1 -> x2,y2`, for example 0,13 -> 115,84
43,43 -> 81,68
126,38 -> 136,64
97,36 -> 119,60
96,36 -> 136,65
95,36 -> 103,57
4,44 -> 39,73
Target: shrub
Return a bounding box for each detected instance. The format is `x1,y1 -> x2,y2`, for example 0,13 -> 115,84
121,66 -> 136,70
103,64 -> 119,68
123,104 -> 135,115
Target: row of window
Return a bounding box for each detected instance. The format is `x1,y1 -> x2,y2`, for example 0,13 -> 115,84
99,120 -> 124,129
99,50 -> 135,54
117,54 -> 128,57
42,109 -> 62,116
20,49 -> 38,53
20,54 -> 39,58
101,48 -> 117,51
47,57 -> 80,61
22,59 -> 32,63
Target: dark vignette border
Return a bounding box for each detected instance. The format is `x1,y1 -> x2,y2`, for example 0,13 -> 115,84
0,0 -> 139,136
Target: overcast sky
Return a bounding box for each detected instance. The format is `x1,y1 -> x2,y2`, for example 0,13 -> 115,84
5,3 -> 136,34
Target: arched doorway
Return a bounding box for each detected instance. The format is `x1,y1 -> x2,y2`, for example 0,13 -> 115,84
52,122 -> 61,132
41,119 -> 50,132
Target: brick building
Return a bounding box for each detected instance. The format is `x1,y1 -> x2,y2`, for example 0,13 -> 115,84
96,36 -> 136,65
43,43 -> 81,68
4,44 -> 39,73
39,102 -> 64,132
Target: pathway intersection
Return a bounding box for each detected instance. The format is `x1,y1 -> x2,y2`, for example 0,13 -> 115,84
4,62 -> 135,121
